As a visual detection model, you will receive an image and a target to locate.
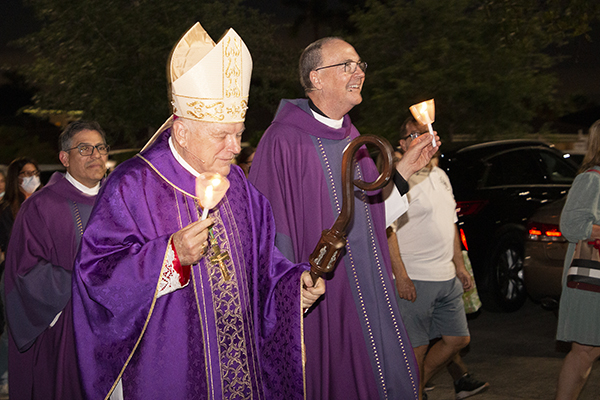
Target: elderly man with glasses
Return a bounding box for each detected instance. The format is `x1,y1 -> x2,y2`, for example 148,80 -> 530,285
71,23 -> 324,400
4,120 -> 108,399
250,37 -> 439,400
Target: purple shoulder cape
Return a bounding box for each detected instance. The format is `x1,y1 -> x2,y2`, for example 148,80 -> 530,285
5,172 -> 95,400
250,99 -> 419,400
72,127 -> 308,399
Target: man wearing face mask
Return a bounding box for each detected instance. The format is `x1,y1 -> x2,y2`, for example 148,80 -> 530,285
4,121 -> 109,400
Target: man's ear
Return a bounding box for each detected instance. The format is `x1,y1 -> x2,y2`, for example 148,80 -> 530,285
310,70 -> 322,90
172,119 -> 188,148
59,151 -> 70,168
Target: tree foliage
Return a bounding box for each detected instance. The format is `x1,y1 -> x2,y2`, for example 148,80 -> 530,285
12,0 -> 600,147
0,124 -> 59,164
18,0 -> 298,146
348,0 -> 600,143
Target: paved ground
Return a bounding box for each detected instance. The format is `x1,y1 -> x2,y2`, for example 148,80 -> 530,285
426,298 -> 600,400
1,299 -> 598,399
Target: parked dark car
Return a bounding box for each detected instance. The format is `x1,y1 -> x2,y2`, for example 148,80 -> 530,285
438,140 -> 578,311
523,197 -> 568,310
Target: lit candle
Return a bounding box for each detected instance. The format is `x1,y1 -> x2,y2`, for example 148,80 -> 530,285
196,173 -> 230,220
409,99 -> 436,147
201,185 -> 213,220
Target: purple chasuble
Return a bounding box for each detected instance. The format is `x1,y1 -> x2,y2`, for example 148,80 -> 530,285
72,127 -> 307,400
4,172 -> 95,400
249,99 -> 419,400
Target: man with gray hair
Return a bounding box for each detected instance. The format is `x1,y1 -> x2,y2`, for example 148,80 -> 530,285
72,22 -> 324,400
250,37 -> 439,399
4,120 -> 108,399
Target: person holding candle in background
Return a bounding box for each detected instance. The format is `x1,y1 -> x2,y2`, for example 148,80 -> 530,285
389,116 -> 488,400
72,22 -> 324,400
250,37 -> 439,400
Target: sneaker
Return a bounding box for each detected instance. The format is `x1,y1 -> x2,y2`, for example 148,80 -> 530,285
454,373 -> 489,399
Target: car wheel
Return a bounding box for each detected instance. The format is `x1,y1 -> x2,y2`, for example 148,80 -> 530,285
482,231 -> 527,312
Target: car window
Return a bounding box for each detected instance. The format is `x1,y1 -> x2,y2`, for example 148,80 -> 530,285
441,159 -> 484,194
483,149 -> 545,187
537,149 -> 577,184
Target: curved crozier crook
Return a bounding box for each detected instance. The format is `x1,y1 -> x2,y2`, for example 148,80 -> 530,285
307,135 -> 394,286
332,135 -> 394,235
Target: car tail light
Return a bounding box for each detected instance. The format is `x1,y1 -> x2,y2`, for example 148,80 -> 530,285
459,228 -> 469,251
456,200 -> 488,217
527,222 -> 565,242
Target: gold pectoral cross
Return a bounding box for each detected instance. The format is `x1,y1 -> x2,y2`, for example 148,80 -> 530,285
210,244 -> 231,281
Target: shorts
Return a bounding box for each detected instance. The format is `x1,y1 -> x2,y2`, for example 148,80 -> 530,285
396,277 -> 470,348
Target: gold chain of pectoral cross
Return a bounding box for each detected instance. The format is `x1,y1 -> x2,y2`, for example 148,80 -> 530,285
208,227 -> 231,282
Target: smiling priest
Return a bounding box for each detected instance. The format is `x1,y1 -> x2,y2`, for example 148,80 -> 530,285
72,22 -> 324,400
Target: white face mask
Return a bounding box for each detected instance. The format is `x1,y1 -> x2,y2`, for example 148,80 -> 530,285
21,175 -> 41,194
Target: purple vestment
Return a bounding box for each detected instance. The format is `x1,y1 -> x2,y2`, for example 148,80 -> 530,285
5,172 -> 94,400
72,126 -> 307,399
249,99 -> 420,400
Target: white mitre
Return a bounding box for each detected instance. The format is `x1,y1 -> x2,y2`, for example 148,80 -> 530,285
169,22 -> 252,123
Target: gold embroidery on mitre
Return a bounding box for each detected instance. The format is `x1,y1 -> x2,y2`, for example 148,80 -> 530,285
227,100 -> 248,119
186,101 -> 225,122
224,36 -> 242,99
167,23 -> 252,124
182,99 -> 247,122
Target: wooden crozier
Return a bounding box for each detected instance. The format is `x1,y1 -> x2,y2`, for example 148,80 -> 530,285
308,135 -> 394,285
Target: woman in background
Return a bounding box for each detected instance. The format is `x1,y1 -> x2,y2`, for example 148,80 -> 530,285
0,157 -> 41,395
0,157 -> 41,257
555,119 -> 600,400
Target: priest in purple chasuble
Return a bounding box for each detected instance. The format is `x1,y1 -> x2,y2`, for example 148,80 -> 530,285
249,38 -> 439,400
4,121 -> 109,400
71,23 -> 324,400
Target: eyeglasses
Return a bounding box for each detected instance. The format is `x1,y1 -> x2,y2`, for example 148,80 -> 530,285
67,143 -> 110,156
402,131 -> 428,141
19,170 -> 40,178
315,60 -> 368,74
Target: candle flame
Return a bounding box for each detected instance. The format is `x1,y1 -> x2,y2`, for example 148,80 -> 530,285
196,172 -> 230,211
409,99 -> 435,125
205,185 -> 213,200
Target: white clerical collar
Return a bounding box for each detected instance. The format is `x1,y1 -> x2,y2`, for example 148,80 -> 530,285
310,109 -> 344,129
169,136 -> 200,177
65,172 -> 101,195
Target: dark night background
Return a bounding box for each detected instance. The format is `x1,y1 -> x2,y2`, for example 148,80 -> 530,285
1,0 -> 599,164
